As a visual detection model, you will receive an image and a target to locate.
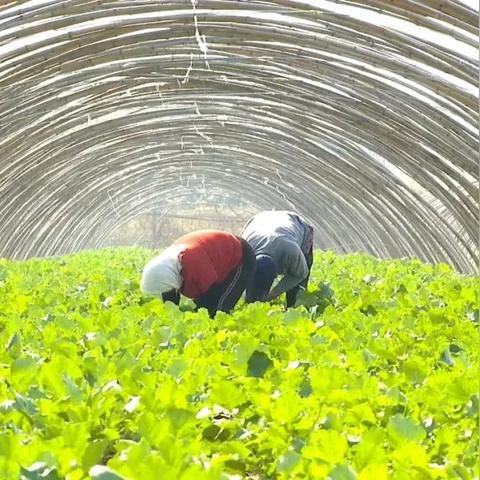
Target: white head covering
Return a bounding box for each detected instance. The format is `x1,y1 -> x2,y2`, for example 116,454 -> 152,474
140,244 -> 185,296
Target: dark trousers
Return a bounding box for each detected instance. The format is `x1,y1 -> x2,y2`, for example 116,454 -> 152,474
285,242 -> 314,308
162,238 -> 256,318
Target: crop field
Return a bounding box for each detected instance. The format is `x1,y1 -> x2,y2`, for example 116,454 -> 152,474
0,249 -> 478,480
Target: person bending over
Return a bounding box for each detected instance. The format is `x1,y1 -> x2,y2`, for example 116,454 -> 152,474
242,211 -> 314,308
141,230 -> 256,317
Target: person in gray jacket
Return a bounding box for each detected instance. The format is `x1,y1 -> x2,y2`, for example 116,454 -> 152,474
241,210 -> 314,307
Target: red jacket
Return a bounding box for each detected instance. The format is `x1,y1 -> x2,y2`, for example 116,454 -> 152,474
173,230 -> 243,298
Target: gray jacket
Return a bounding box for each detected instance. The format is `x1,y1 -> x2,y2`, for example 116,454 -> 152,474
241,211 -> 312,299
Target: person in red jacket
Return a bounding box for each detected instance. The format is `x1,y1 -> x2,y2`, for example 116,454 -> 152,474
140,230 -> 256,317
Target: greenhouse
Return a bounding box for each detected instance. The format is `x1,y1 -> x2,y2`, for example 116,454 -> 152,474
0,1 -> 478,479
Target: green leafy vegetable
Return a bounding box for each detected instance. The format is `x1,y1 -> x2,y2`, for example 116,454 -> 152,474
0,247 -> 476,479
